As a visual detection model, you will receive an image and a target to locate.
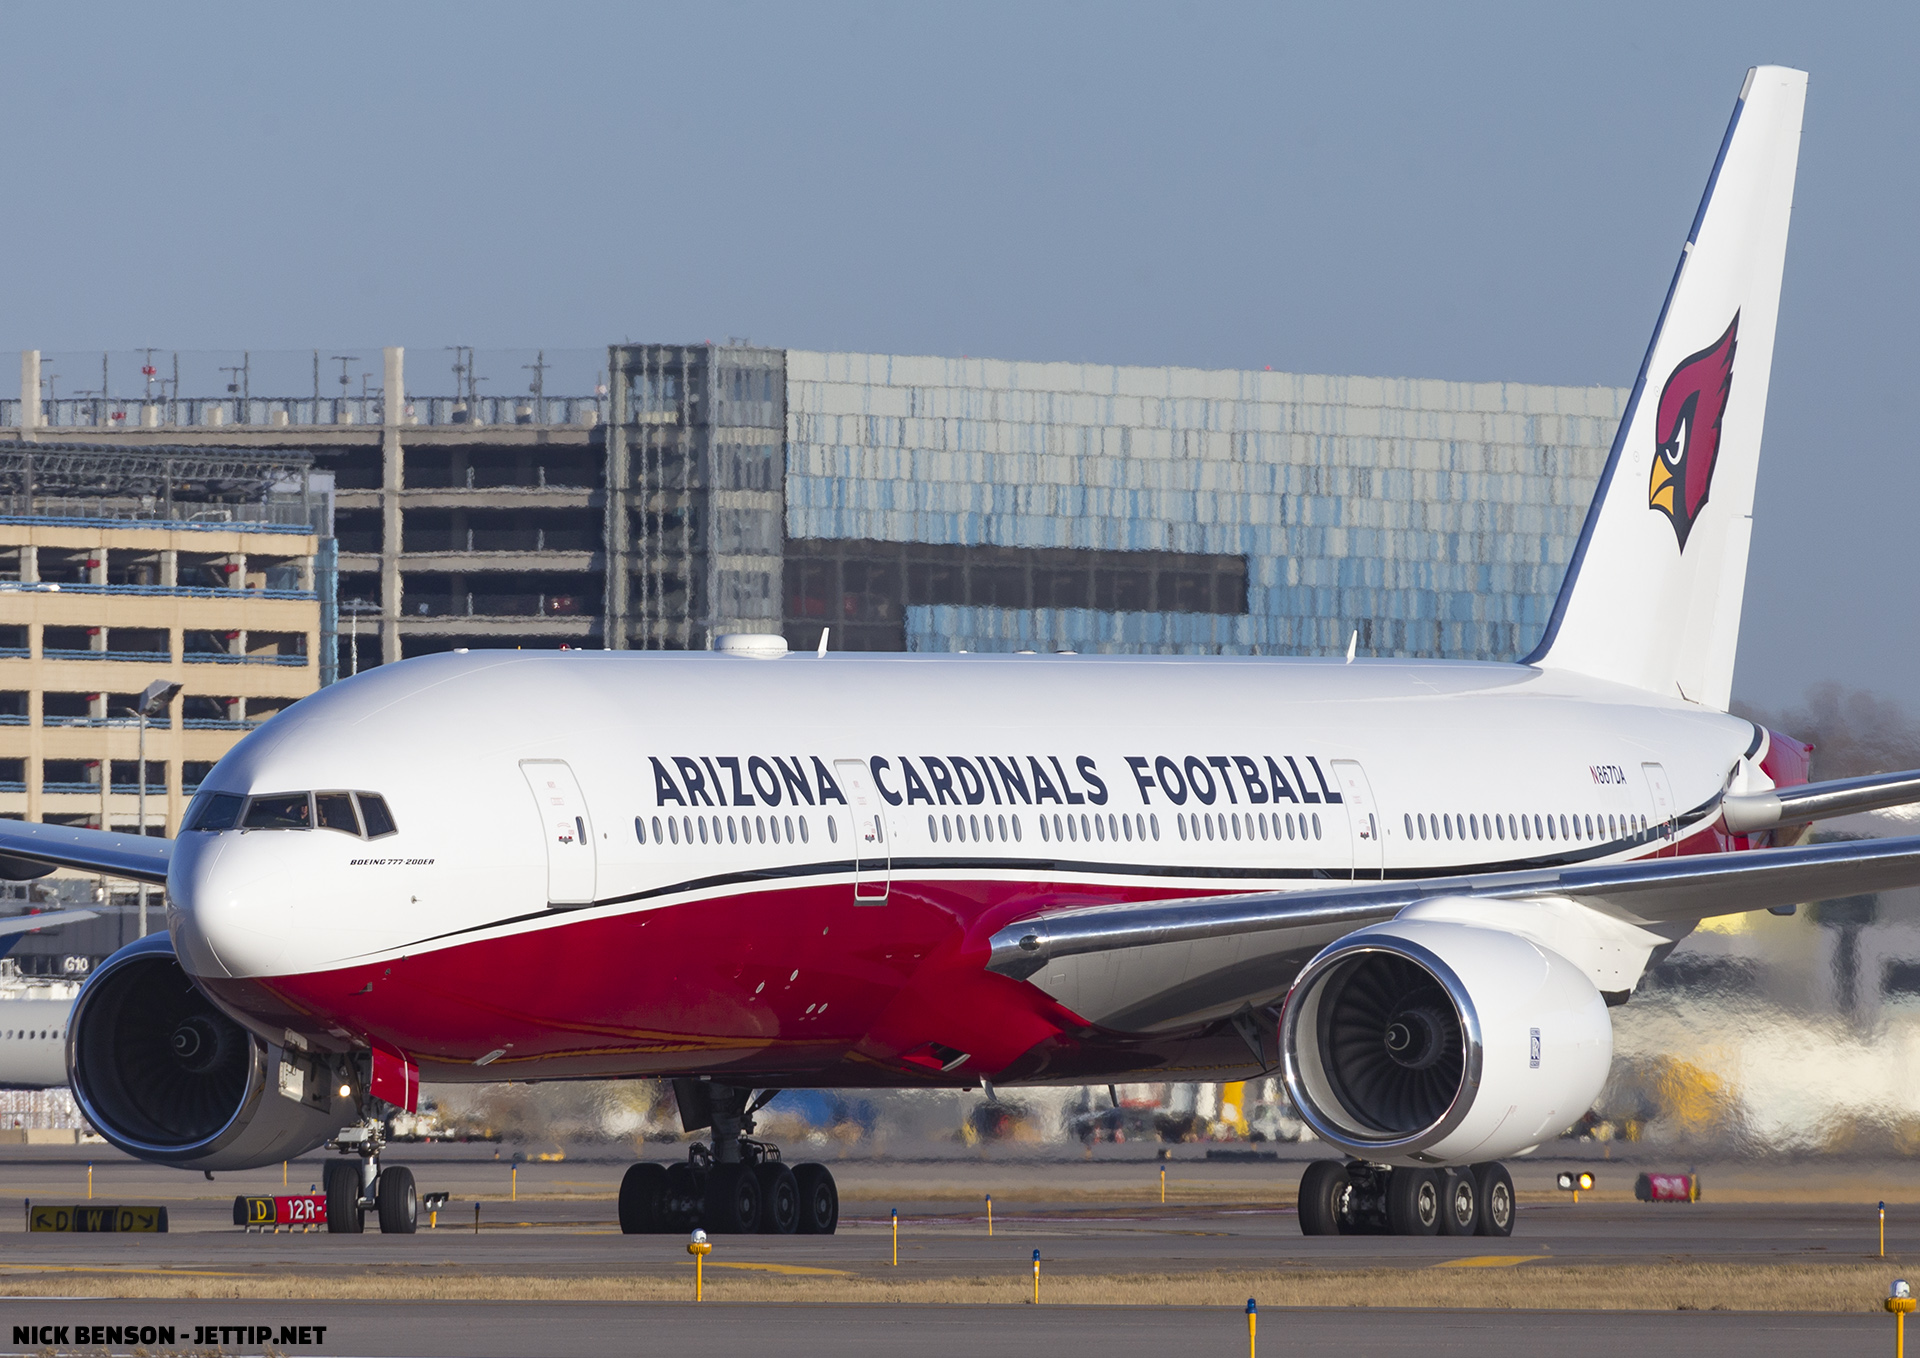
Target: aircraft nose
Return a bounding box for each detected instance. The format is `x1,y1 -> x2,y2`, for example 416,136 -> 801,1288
166,832 -> 290,979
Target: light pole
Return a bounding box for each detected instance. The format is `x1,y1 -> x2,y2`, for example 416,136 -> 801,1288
125,679 -> 181,939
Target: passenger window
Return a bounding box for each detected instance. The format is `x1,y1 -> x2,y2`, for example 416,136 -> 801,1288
826,817 -> 836,843
187,792 -> 245,831
798,817 -> 809,844
1041,815 -> 1052,842
315,793 -> 361,836
653,816 -> 664,843
243,793 -> 311,830
786,815 -> 796,842
1404,813 -> 1413,839
1312,813 -> 1322,839
1013,816 -> 1022,842
357,794 -> 399,839
756,816 -> 767,844
1177,815 -> 1187,842
928,815 -> 938,840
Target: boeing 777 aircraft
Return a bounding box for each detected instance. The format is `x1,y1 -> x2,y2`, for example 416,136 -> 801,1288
7,65 -> 1916,1240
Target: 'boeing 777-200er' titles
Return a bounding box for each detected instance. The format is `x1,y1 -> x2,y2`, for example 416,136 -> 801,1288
9,64 -> 1919,1239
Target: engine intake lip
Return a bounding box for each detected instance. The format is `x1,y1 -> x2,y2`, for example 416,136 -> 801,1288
1281,934 -> 1484,1156
67,931 -> 270,1164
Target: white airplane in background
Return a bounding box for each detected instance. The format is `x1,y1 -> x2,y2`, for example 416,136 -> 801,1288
0,910 -> 97,1090
3,65 -> 1915,1241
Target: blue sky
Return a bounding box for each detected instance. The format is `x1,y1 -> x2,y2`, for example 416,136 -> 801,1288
1,3 -> 1913,710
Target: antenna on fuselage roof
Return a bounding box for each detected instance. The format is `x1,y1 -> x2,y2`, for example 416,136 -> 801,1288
1345,631 -> 1357,664
816,628 -> 830,658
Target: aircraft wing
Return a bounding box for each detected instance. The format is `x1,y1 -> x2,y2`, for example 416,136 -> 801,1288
0,821 -> 170,887
986,833 -> 1920,1033
0,908 -> 99,937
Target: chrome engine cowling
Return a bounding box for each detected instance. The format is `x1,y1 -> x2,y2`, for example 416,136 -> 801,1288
1280,918 -> 1613,1164
68,933 -> 354,1170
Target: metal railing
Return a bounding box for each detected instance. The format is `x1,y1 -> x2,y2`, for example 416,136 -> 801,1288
404,529 -> 597,554
182,717 -> 261,730
42,716 -> 140,728
0,716 -> 25,726
0,512 -> 313,537
0,395 -> 607,430
183,653 -> 308,667
404,593 -> 594,619
0,581 -> 317,601
41,648 -> 174,665
40,782 -> 99,795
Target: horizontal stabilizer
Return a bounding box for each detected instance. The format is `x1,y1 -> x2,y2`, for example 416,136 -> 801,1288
1722,768 -> 1920,833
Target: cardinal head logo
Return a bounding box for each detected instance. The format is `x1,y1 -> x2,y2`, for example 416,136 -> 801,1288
1648,314 -> 1738,550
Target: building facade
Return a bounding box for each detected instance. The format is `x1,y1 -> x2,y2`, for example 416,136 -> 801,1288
9,345 -> 1626,671
0,441 -> 324,969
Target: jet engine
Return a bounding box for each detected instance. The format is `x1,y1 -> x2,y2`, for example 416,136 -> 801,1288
68,933 -> 353,1170
1280,917 -> 1612,1164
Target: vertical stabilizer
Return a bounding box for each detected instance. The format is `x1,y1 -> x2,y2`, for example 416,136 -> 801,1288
1524,66 -> 1805,710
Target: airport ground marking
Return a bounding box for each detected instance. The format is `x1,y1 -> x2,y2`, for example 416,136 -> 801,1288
695,1261 -> 851,1277
1432,1256 -> 1546,1269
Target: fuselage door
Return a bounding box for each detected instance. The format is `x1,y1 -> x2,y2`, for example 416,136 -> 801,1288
520,760 -> 597,905
1330,759 -> 1383,880
834,759 -> 890,903
1641,762 -> 1676,852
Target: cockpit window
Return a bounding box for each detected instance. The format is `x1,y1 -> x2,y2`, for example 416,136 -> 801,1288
243,794 -> 312,830
356,793 -> 398,839
185,792 -> 245,832
189,789 -> 397,838
314,793 -> 360,836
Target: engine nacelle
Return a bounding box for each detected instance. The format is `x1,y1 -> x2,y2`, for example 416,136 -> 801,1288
1280,918 -> 1612,1165
68,933 -> 354,1170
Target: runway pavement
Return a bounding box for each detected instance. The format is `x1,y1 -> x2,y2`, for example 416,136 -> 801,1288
0,1299 -> 1885,1358
0,1144 -> 1911,1355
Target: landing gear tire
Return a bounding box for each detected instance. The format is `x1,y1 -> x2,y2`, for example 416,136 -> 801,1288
619,1163 -> 671,1235
377,1165 -> 417,1235
324,1159 -> 364,1234
1297,1159 -> 1351,1236
704,1163 -> 763,1234
1438,1168 -> 1477,1236
1386,1168 -> 1441,1236
1471,1161 -> 1515,1237
755,1162 -> 800,1235
793,1162 -> 838,1235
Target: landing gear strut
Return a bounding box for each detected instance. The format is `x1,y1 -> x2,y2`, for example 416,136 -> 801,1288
1297,1159 -> 1513,1237
324,1118 -> 418,1235
619,1083 -> 838,1235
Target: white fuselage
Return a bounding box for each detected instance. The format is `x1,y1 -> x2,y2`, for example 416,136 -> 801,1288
159,649 -> 1757,1088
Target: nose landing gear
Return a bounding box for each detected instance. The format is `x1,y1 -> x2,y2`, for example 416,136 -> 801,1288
618,1083 -> 838,1235
1297,1159 -> 1514,1237
323,1118 -> 419,1234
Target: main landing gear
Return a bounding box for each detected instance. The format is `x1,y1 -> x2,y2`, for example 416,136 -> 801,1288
323,1118 -> 419,1235
1297,1159 -> 1514,1237
618,1084 -> 839,1236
